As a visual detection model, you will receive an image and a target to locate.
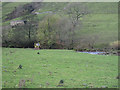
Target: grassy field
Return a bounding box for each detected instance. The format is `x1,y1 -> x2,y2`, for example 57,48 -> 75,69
76,13 -> 118,47
2,48 -> 118,88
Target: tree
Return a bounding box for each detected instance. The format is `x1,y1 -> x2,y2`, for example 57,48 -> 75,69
65,3 -> 90,49
55,16 -> 72,48
37,15 -> 59,48
5,14 -> 38,48
22,14 -> 38,47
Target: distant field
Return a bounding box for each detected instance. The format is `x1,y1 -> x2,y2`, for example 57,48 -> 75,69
76,13 -> 118,47
2,48 -> 118,88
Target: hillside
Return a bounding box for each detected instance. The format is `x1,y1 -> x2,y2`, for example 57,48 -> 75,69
2,2 -> 118,16
2,2 -> 118,49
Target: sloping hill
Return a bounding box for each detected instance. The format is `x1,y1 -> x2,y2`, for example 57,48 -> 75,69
2,2 -> 30,20
2,2 -> 118,21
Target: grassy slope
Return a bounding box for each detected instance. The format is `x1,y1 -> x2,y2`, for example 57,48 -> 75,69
85,2 -> 118,14
2,2 -> 118,21
77,13 -> 118,46
2,2 -> 30,17
2,48 -> 118,88
2,2 -> 30,25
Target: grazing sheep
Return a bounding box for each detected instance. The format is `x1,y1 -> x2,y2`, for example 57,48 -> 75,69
37,52 -> 40,54
57,80 -> 64,87
18,65 -> 22,69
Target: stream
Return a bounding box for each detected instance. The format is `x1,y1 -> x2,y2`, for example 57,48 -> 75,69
78,51 -> 105,55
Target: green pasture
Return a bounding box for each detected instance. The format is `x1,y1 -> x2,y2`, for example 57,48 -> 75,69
2,48 -> 118,88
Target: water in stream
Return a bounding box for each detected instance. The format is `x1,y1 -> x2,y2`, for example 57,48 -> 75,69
79,51 -> 105,55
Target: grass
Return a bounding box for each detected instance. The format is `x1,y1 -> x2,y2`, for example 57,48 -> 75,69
2,48 -> 118,88
76,13 -> 118,47
2,2 -> 30,17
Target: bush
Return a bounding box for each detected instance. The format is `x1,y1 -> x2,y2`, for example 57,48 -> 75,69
110,41 -> 120,50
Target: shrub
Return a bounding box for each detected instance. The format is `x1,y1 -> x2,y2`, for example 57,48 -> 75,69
110,41 -> 120,50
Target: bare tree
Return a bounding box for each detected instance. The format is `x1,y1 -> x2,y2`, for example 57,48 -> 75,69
65,2 -> 89,48
65,3 -> 90,49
